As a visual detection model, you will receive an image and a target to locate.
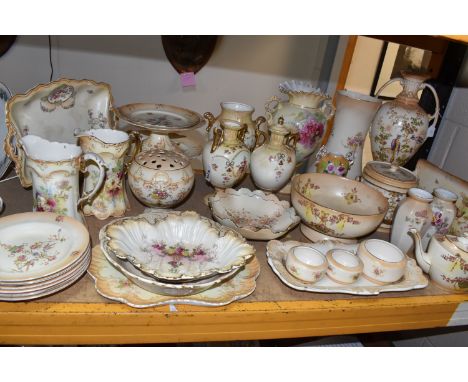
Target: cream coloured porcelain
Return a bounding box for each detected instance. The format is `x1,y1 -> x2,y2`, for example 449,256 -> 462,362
250,117 -> 297,192
128,148 -> 194,208
79,129 -> 141,220
5,78 -> 115,187
391,187 -> 433,254
291,173 -> 388,241
202,119 -> 250,189
409,229 -> 468,292
265,80 -> 334,164
326,249 -> 363,285
421,188 -> 458,250
285,246 -> 327,283
204,101 -> 266,150
21,135 -> 106,224
88,245 -> 260,308
208,188 -> 300,240
311,90 -> 382,180
0,212 -> 89,283
358,239 -> 407,285
100,239 -> 240,296
100,211 -> 255,282
266,240 -> 427,295
370,72 -> 440,166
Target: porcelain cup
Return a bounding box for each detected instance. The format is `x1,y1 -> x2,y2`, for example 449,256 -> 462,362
21,135 -> 106,224
285,245 -> 327,283
358,239 -> 407,285
326,249 -> 363,284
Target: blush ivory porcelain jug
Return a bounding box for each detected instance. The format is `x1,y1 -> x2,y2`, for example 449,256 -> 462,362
409,229 -> 468,292
21,135 -> 106,224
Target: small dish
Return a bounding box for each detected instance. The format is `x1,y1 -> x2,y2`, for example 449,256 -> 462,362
100,211 -> 255,282
326,249 -> 363,284
207,188 -> 300,240
358,239 -> 407,285
285,246 -> 327,283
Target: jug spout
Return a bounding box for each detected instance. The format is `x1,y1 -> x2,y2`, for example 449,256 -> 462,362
408,228 -> 431,273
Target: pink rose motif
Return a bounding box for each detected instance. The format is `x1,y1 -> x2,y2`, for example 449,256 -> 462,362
299,119 -> 324,148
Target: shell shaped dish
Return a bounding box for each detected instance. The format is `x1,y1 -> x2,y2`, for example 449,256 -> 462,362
100,211 -> 255,282
291,173 -> 388,239
207,188 -> 300,240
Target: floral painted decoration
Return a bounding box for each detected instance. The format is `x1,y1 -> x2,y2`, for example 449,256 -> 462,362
40,84 -> 75,112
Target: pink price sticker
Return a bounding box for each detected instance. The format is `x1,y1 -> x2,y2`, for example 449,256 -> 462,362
180,72 -> 196,87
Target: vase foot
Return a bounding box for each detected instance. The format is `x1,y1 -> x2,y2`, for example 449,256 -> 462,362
300,224 -> 358,244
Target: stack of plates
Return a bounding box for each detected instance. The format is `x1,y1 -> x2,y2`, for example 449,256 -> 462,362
97,210 -> 257,298
0,212 -> 90,301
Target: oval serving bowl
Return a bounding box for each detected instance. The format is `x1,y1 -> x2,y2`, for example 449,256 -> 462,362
100,242 -> 240,296
291,173 -> 388,239
207,188 -> 300,240
100,210 -> 255,282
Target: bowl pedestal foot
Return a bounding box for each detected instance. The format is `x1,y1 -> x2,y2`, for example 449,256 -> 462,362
300,224 -> 358,244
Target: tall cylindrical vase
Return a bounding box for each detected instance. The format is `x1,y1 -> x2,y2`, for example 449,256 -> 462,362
312,90 -> 382,180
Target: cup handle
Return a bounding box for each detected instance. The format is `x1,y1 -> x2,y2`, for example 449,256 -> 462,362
124,131 -> 142,173
421,83 -> 440,138
78,153 -> 107,206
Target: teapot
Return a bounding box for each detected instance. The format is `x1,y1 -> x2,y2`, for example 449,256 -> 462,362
409,228 -> 468,291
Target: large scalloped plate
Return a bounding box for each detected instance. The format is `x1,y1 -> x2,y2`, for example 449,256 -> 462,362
100,210 -> 255,282
88,245 -> 259,308
207,188 -> 300,240
266,240 -> 428,295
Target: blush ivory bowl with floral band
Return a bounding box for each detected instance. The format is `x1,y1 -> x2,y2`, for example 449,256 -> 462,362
285,245 -> 328,283
128,148 -> 194,208
4,78 -> 115,188
0,212 -> 89,283
325,249 -> 363,285
291,173 -> 388,241
358,239 -> 407,285
100,236 -> 240,296
207,188 -> 300,240
100,211 -> 255,283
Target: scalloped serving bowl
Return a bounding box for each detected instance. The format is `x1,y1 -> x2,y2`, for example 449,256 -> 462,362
100,211 -> 255,282
207,188 -> 300,240
291,173 -> 388,239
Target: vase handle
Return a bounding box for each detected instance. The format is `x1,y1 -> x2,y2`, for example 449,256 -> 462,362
286,133 -> 299,150
320,98 -> 335,120
78,153 -> 107,207
124,131 -> 142,173
421,83 -> 440,138
264,96 -> 280,123
204,112 -> 217,132
375,77 -> 402,97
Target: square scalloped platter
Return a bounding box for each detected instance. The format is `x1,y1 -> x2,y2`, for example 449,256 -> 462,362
266,240 -> 428,295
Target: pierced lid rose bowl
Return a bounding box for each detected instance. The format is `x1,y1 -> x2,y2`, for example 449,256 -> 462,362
100,211 -> 255,282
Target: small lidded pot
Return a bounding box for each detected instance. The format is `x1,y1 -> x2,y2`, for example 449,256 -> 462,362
128,148 -> 194,208
326,249 -> 363,284
358,239 -> 407,285
285,245 -> 327,283
250,117 -> 297,192
361,161 -> 418,231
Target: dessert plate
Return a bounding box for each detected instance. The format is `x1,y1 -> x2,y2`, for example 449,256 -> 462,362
0,81 -> 12,179
100,210 -> 255,282
266,240 -> 428,295
88,245 -> 260,308
117,103 -> 205,132
0,212 -> 89,282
